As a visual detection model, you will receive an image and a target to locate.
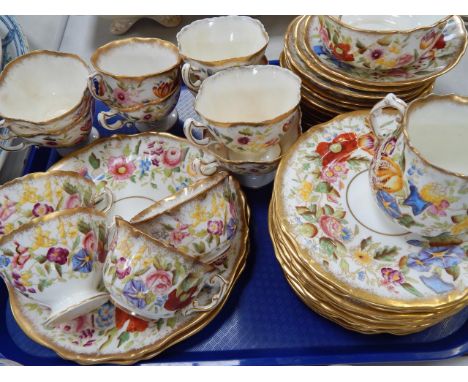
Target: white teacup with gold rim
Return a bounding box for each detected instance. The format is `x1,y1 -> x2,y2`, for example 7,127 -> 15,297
317,15 -> 452,71
130,171 -> 239,265
0,50 -> 93,151
104,217 -> 227,321
183,65 -> 301,162
0,170 -> 112,238
368,93 -> 468,239
0,208 -> 109,326
177,16 -> 269,93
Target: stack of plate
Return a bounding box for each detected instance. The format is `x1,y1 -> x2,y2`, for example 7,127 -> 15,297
269,110 -> 467,335
281,15 -> 467,127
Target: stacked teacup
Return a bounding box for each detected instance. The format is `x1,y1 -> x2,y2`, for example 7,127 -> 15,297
0,50 -> 97,155
179,16 -> 302,188
89,37 -> 182,132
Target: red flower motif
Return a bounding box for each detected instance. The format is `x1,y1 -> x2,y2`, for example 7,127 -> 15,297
434,35 -> 446,49
65,194 -> 81,209
164,286 -> 198,311
332,43 -> 354,62
357,133 -> 377,156
420,30 -> 437,50
32,203 -> 54,217
115,308 -> 148,332
237,136 -> 250,145
46,247 -> 69,265
153,81 -> 174,98
370,49 -> 383,60
315,132 -> 358,167
108,156 -> 136,181
162,147 -> 182,168
319,215 -> 343,241
207,220 -> 224,235
145,270 -> 173,296
381,267 -> 404,284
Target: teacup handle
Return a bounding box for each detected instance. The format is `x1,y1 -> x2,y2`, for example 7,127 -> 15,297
93,186 -> 114,214
183,118 -> 217,147
87,73 -> 109,102
97,110 -> 127,131
184,274 -> 228,316
368,93 -> 407,142
192,157 -> 219,176
0,125 -> 33,152
181,63 -> 208,93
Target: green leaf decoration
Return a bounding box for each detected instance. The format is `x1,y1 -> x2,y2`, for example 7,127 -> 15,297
134,140 -> 142,155
44,262 -> 51,274
400,282 -> 423,298
424,232 -> 462,247
145,291 -> 156,305
98,224 -> 106,243
77,220 -> 92,235
153,257 -> 162,270
54,264 -> 63,278
36,255 -> 47,264
333,210 -> 346,219
322,204 -> 334,216
72,236 -> 80,251
133,267 -> 150,277
373,246 -> 399,260
239,128 -> 253,136
83,189 -> 92,206
63,182 -> 78,195
296,206 -> 315,217
161,223 -> 174,231
163,168 -> 172,178
377,36 -> 392,46
298,223 -> 318,238
2,249 -> 14,257
193,241 -> 206,254
117,331 -> 130,348
451,214 -> 466,224
397,214 -> 420,228
167,316 -> 177,329
319,237 -> 336,256
360,237 -> 372,250
156,318 -> 164,330
315,182 -> 332,193
123,144 -> 131,158
399,256 -> 408,269
88,153 -> 100,170
339,258 -> 349,273
99,328 -> 119,351
445,265 -> 460,281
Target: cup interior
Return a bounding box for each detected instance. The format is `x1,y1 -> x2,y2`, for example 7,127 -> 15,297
338,15 -> 447,31
178,16 -> 268,62
406,97 -> 468,176
0,52 -> 89,122
196,66 -> 300,123
94,39 -> 179,77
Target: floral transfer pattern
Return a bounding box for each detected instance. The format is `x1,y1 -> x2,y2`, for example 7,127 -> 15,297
307,16 -> 466,83
0,173 -> 98,237
279,112 -> 467,300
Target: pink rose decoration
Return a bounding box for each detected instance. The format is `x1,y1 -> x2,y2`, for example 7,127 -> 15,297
207,220 -> 224,236
108,156 -> 136,181
145,270 -> 173,296
12,253 -> 30,270
32,202 -> 54,217
319,215 -> 342,240
65,194 -> 82,209
113,88 -> 133,106
169,225 -> 190,244
83,231 -> 98,254
162,148 -> 182,168
116,257 -> 131,279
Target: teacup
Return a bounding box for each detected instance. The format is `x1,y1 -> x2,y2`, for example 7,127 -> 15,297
183,65 -> 301,161
97,86 -> 180,132
0,208 -> 109,326
130,171 -> 238,264
368,93 -> 468,238
89,37 -> 181,108
0,50 -> 92,150
177,16 -> 269,93
316,15 -> 452,70
104,217 -> 227,320
0,170 -> 112,237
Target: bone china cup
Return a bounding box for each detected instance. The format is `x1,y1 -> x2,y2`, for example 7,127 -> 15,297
317,15 -> 451,70
177,16 -> 269,93
89,37 -> 181,108
104,217 -> 227,321
0,208 -> 109,326
0,170 -> 111,238
184,65 -> 301,160
368,93 -> 468,238
0,50 -> 91,147
130,171 -> 238,264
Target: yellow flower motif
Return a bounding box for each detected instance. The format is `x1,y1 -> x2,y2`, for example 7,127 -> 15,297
452,216 -> 468,235
353,250 -> 372,266
20,184 -> 41,204
44,180 -> 53,201
298,180 -> 313,202
117,238 -> 132,258
375,57 -> 397,68
388,44 -> 401,54
210,193 -> 226,218
19,271 -> 33,287
420,183 -> 448,205
190,204 -> 208,225
31,226 -> 57,250
4,223 -> 14,235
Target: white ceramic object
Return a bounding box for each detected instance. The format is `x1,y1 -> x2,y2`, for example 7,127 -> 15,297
0,208 -> 109,326
177,16 -> 269,93
184,65 -> 301,160
368,93 -> 468,238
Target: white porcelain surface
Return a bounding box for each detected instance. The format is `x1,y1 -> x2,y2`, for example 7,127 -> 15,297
340,15 -> 447,31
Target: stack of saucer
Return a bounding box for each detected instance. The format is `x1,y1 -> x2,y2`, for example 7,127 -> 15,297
269,109 -> 467,335
280,15 -> 467,126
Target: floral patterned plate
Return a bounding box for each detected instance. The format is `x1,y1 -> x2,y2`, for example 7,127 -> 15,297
303,15 -> 467,87
273,110 -> 467,311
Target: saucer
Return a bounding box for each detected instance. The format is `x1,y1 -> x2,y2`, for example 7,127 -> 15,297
303,15 -> 467,87
273,109 -> 467,310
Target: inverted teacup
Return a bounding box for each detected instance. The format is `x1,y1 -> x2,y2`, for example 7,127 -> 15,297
368,93 -> 468,238
89,37 -> 181,108
130,171 -> 238,264
104,217 -> 227,320
0,170 -> 112,237
177,16 -> 269,93
0,208 -> 109,326
316,15 -> 452,70
0,50 -> 91,137
183,65 -> 301,161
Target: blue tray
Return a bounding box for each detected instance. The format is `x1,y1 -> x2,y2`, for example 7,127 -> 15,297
1,74 -> 467,365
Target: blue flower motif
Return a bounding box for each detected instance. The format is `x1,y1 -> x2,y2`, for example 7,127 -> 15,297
95,302 -> 115,329
420,274 -> 454,294
408,246 -> 464,272
376,190 -> 402,219
0,255 -> 11,268
341,227 -> 352,241
139,158 -> 151,175
226,217 -> 237,241
358,271 -> 365,281
123,279 -> 147,309
403,183 -> 431,216
154,294 -> 168,307
72,249 -> 93,273
313,45 -> 327,56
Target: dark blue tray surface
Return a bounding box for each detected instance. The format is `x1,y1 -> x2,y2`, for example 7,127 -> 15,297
1,86 -> 467,365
